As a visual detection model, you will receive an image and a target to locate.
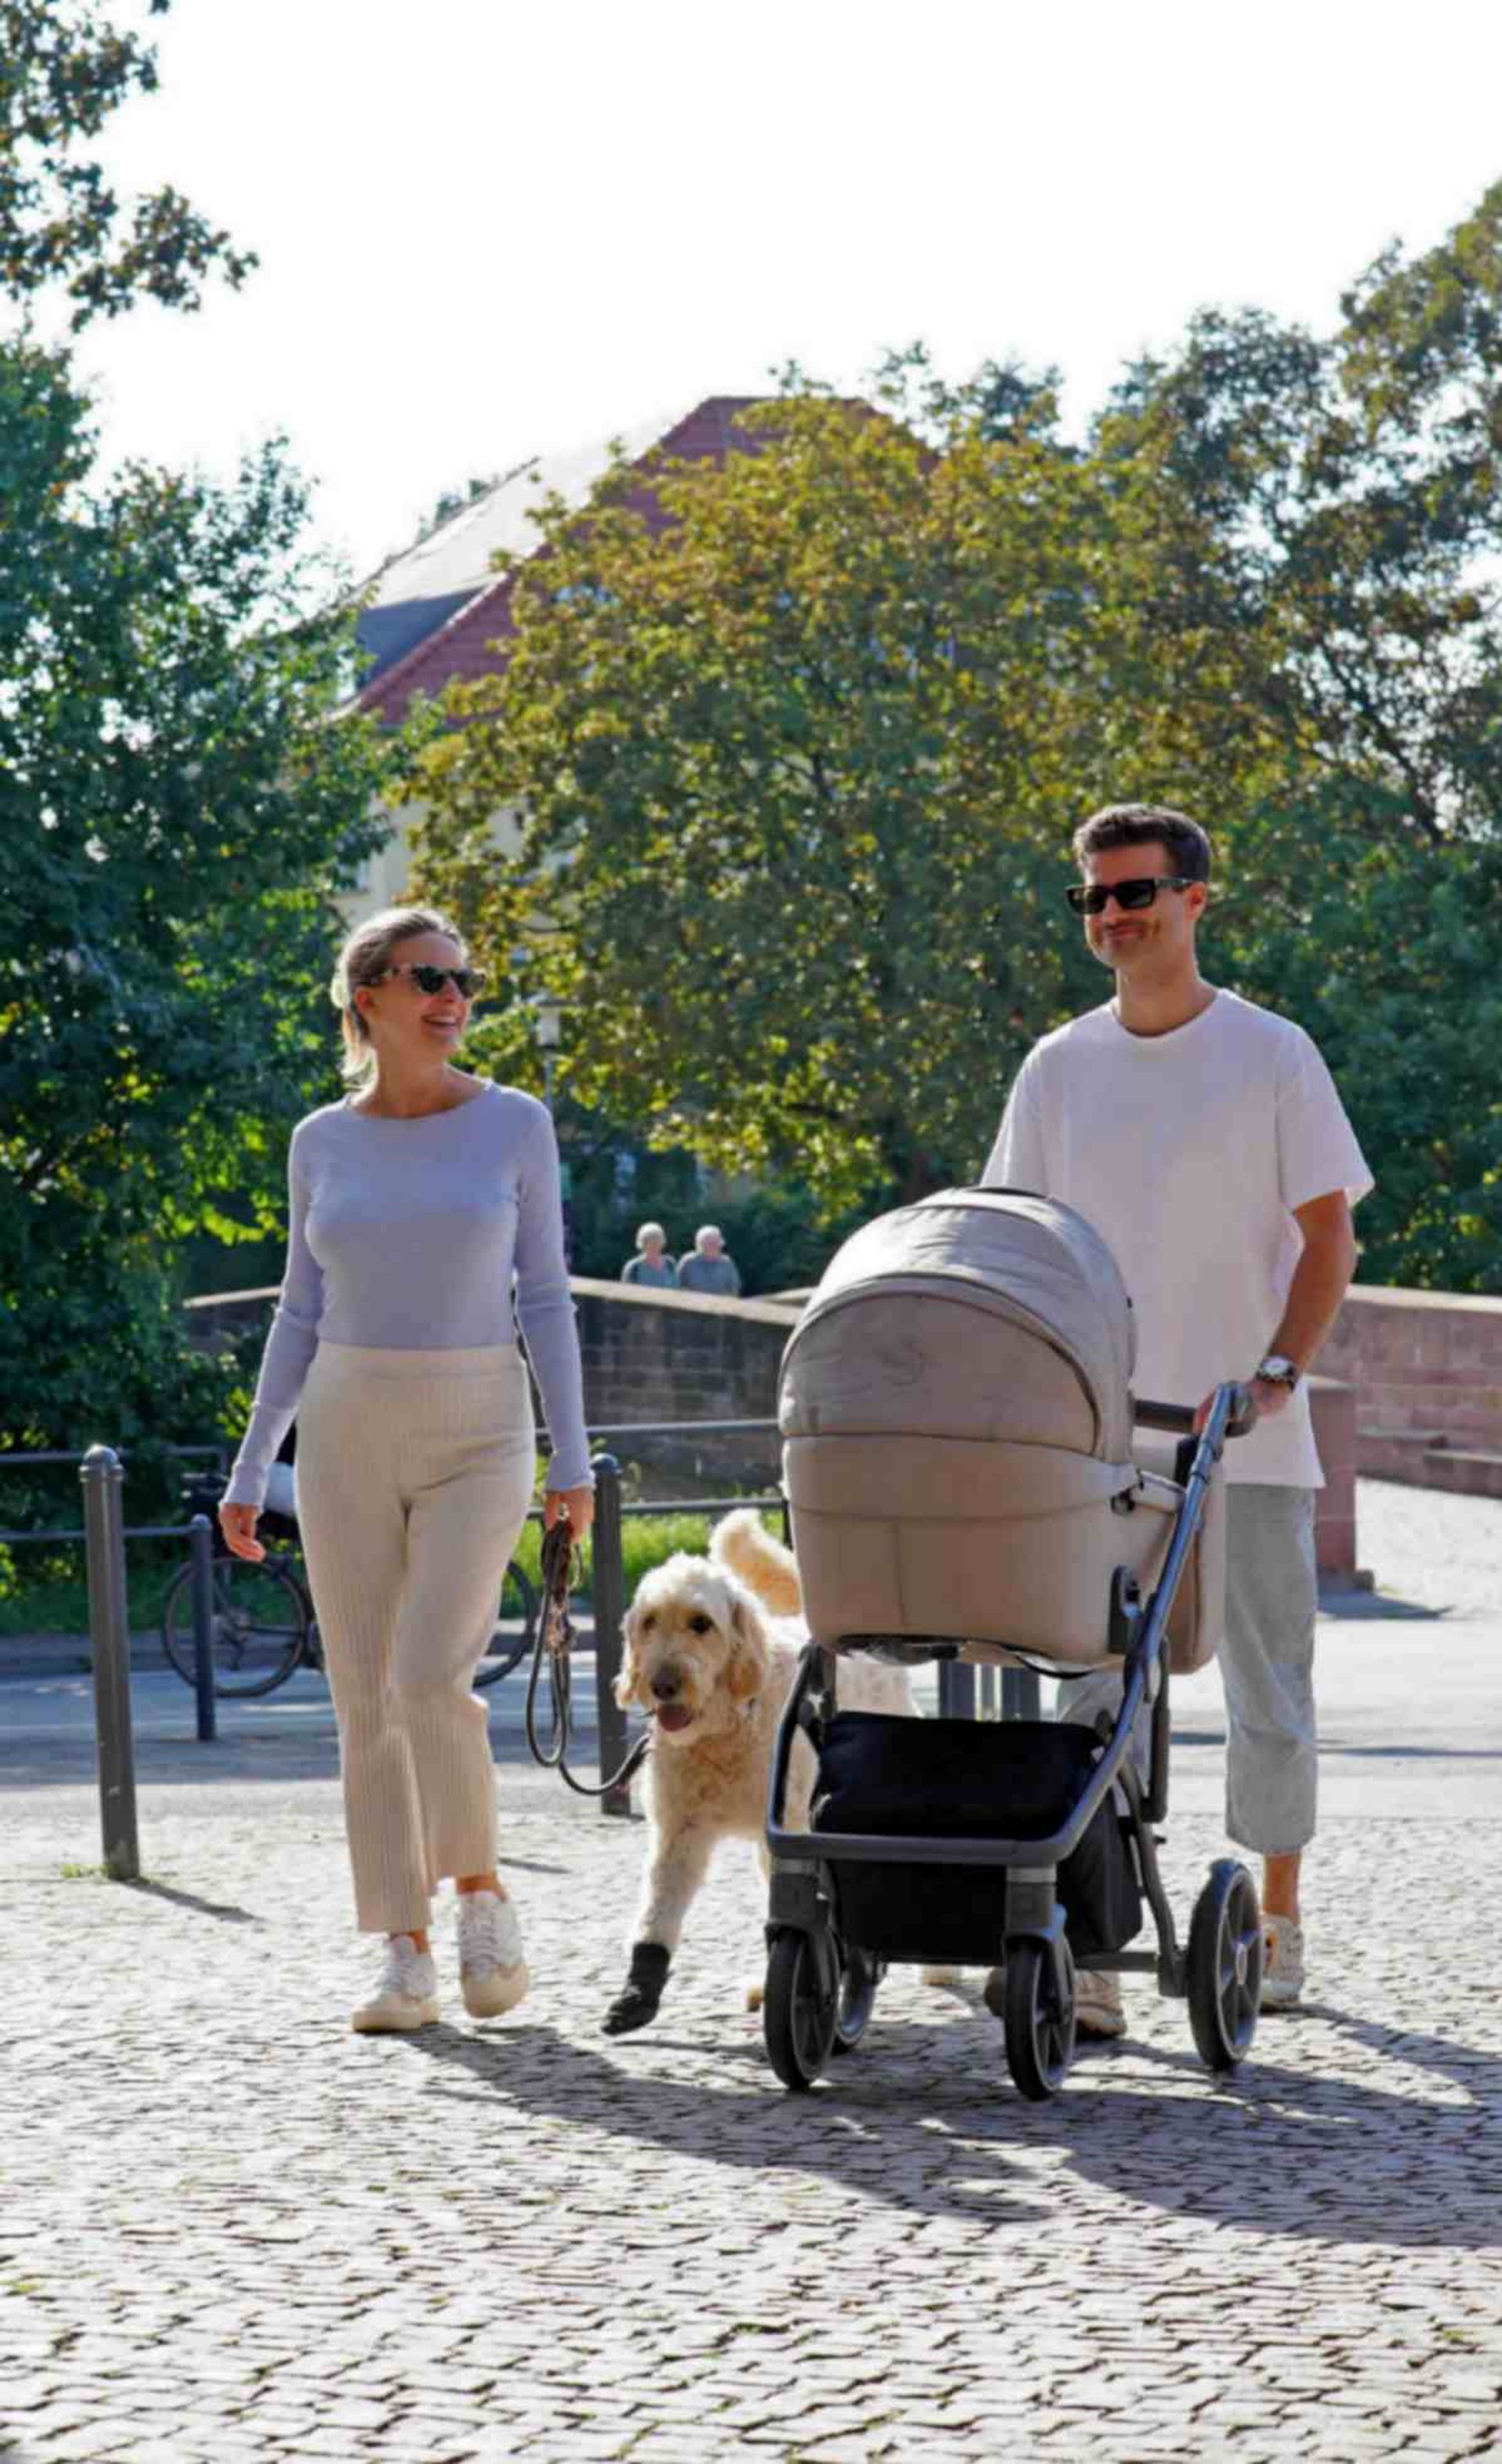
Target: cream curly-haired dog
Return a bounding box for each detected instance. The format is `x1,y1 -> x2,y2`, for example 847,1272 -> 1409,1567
602,1509 -> 920,2036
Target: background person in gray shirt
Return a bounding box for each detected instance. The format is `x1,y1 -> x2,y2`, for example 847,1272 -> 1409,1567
620,1222 -> 677,1287
675,1225 -> 742,1297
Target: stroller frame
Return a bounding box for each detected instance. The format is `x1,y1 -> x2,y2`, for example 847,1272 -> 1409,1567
763,1379 -> 1263,2099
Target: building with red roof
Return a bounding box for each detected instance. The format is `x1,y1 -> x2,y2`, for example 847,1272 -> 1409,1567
349,397 -> 769,911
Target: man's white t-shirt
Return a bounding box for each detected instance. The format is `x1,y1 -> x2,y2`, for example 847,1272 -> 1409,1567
983,990 -> 1373,1487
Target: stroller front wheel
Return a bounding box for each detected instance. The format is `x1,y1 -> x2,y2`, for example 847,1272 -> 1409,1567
764,1926 -> 839,2092
1004,1938 -> 1076,2101
829,1946 -> 882,2056
1186,1858 -> 1263,2071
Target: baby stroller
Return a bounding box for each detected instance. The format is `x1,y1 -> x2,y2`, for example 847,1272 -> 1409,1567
764,1188 -> 1261,2100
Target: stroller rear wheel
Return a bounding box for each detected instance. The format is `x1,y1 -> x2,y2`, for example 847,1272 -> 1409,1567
1187,1858 -> 1263,2071
829,1946 -> 882,2056
1004,1938 -> 1076,2101
764,1926 -> 839,2091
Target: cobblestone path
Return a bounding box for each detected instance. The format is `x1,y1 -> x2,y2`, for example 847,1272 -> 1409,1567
5,1757 -> 1500,2462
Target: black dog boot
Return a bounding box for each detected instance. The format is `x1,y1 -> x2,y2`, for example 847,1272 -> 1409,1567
602,1940 -> 672,2037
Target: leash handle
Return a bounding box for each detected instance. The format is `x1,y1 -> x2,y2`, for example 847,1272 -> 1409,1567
523,1520 -> 650,1799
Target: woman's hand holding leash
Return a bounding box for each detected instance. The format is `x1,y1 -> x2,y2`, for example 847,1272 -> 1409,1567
218,1502 -> 265,1563
544,1484 -> 595,1541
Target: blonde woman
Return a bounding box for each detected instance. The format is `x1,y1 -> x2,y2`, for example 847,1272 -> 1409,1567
220,906 -> 594,2033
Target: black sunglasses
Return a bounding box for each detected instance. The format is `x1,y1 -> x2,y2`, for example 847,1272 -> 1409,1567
1065,874 -> 1197,917
377,962 -> 487,998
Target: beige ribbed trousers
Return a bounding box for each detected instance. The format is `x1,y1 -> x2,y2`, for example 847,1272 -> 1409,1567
296,1342 -> 536,1933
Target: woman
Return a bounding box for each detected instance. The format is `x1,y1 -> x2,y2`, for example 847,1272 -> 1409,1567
220,905 -> 594,2034
620,1221 -> 676,1288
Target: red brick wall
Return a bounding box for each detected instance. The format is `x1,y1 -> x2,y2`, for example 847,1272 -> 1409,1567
1316,1286 -> 1502,1497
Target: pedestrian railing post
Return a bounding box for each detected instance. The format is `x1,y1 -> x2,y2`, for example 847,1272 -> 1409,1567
1002,1667 -> 1041,1721
188,1515 -> 217,1744
80,1444 -> 139,1881
938,1660 -> 976,1720
588,1452 -> 634,1818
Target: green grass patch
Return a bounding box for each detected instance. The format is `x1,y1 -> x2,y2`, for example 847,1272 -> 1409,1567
512,1505 -> 782,1602
0,1549 -> 180,1640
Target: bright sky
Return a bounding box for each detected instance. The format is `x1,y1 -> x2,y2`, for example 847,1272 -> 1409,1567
79,0 -> 1502,585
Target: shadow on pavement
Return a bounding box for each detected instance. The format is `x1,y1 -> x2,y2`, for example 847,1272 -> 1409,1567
1318,1591 -> 1448,1621
393,1994 -> 1501,2251
123,1877 -> 265,1926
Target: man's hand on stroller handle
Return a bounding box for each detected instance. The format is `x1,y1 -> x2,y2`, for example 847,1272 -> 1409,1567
1193,1381 -> 1263,1436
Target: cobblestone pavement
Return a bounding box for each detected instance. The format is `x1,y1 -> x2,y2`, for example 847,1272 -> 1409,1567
4,1483 -> 1501,2462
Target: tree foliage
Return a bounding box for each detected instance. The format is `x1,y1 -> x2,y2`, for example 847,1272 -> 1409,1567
414,388 -> 1111,1211
0,341 -> 405,1482
1,0 -> 255,328
411,187 -> 1502,1289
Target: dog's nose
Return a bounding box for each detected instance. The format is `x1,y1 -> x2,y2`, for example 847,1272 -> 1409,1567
651,1666 -> 683,1701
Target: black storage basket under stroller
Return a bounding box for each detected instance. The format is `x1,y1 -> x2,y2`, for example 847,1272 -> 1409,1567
814,1712 -> 1143,1969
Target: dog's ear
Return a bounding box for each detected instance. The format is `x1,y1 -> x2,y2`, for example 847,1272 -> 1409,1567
725,1592 -> 771,1702
615,1607 -> 646,1709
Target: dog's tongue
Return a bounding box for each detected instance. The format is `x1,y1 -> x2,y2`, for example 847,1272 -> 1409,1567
655,1704 -> 693,1733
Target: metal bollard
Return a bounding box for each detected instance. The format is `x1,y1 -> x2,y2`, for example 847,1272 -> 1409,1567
187,1515 -> 217,1744
937,1660 -> 976,1720
588,1452 -> 634,1818
1002,1667 -> 1042,1721
80,1444 -> 140,1880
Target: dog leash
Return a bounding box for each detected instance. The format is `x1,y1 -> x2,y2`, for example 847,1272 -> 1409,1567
523,1519 -> 652,1799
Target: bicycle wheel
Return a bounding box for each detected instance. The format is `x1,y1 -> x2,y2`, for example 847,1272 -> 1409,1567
161,1555 -> 308,1699
473,1559 -> 540,1689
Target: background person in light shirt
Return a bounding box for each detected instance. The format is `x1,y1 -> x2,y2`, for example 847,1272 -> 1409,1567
675,1225 -> 742,1297
620,1222 -> 677,1288
985,804 -> 1371,2036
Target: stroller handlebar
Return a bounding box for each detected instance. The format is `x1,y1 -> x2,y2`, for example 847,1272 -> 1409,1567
1134,1383 -> 1259,1442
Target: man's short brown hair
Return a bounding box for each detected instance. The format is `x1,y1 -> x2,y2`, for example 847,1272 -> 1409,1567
1072,803 -> 1213,883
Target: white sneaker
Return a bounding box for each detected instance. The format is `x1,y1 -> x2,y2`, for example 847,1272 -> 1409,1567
1073,1969 -> 1127,2040
351,1935 -> 440,2034
457,1891 -> 530,2020
1261,1914 -> 1306,2011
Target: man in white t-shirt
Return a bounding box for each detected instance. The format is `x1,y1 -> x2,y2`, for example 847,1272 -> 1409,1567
985,803 -> 1371,2034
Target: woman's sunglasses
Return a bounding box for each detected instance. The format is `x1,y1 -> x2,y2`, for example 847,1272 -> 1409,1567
376,962 -> 487,998
1065,875 -> 1197,917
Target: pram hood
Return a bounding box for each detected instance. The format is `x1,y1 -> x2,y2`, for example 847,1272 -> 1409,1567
779,1189 -> 1137,1466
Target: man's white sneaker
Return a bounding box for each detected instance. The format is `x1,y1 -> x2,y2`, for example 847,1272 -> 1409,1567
457,1891 -> 530,2020
1260,1914 -> 1306,2011
351,1935 -> 440,2034
1073,1969 -> 1127,2040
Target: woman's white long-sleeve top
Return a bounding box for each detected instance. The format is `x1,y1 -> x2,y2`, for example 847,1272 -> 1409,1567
224,1084 -> 591,1509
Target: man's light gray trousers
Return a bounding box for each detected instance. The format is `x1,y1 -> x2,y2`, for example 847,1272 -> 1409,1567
1060,1484 -> 1319,1857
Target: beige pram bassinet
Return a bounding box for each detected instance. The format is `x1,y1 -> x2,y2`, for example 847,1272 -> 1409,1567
779,1187 -> 1224,1674
761,1188 -> 1261,2104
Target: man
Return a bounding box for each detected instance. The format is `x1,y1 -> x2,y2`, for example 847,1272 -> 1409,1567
985,804 -> 1371,2035
675,1225 -> 742,1297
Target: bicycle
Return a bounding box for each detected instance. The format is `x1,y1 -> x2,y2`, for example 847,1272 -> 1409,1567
160,1474 -> 540,1702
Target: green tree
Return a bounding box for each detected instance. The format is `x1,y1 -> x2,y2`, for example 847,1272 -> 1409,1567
1,0 -> 255,328
0,340 -> 404,1487
411,390 -> 1110,1213
412,193 -> 1502,1288
1098,184 -> 1502,1286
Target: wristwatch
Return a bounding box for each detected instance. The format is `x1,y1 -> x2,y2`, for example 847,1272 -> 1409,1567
1254,1354 -> 1301,1390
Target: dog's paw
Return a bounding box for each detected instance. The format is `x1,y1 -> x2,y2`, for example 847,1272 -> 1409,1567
603,1941 -> 671,2038
602,1984 -> 662,2037
742,1975 -> 765,2013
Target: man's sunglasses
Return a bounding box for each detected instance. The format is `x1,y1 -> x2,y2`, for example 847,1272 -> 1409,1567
376,962 -> 487,998
1065,875 -> 1197,918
